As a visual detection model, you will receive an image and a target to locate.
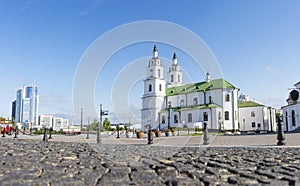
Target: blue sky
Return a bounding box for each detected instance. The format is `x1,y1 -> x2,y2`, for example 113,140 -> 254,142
1,0 -> 299,124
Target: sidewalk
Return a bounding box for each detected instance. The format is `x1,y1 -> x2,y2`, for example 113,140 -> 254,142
6,132 -> 300,147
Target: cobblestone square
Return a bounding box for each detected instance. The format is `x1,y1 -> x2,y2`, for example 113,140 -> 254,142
1,133 -> 300,185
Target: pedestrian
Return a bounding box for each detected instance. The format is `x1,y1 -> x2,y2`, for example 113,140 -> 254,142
6,125 -> 10,135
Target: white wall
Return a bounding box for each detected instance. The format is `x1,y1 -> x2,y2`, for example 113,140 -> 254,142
282,103 -> 300,132
238,106 -> 264,131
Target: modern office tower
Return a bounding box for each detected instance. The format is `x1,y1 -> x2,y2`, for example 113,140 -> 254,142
13,84 -> 39,126
15,89 -> 22,122
11,100 -> 16,121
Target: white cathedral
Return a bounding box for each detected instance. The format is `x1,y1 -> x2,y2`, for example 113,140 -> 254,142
141,43 -> 240,132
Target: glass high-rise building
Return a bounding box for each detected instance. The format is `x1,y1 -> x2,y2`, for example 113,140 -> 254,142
14,85 -> 39,126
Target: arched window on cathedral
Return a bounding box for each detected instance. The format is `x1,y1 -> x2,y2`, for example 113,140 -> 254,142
292,110 -> 296,126
158,69 -> 161,77
225,111 -> 229,120
286,112 -> 288,126
188,113 -> 192,122
209,96 -> 212,104
225,94 -> 230,102
171,75 -> 174,82
203,112 -> 208,121
149,84 -> 152,92
159,84 -> 162,91
174,114 -> 178,123
193,98 -> 198,105
180,99 -> 185,106
162,116 -> 166,124
150,69 -> 153,76
178,75 -> 180,82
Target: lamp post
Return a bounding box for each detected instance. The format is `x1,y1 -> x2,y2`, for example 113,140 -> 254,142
168,101 -> 171,130
80,108 -> 83,131
97,104 -> 102,144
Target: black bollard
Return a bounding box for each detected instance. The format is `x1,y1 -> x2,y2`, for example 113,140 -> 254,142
48,127 -> 53,139
14,126 -> 18,138
148,126 -> 153,145
1,129 -> 5,137
86,125 -> 90,139
116,125 -> 120,139
203,123 -> 209,145
177,127 -> 180,136
188,128 -> 190,135
42,127 -> 48,142
125,126 -> 129,138
277,117 -> 285,145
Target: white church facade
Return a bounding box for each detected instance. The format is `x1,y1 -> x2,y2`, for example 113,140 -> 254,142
141,43 -> 240,132
282,81 -> 300,132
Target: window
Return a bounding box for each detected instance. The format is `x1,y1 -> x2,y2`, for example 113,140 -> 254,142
178,75 -> 180,82
159,84 -> 162,91
174,114 -> 178,123
180,99 -> 185,106
225,94 -> 230,102
225,111 -> 229,120
203,112 -> 208,121
209,96 -> 212,104
171,75 -> 174,82
252,122 -> 256,128
149,84 -> 152,92
150,69 -> 153,76
188,113 -> 192,122
292,110 -> 296,126
162,116 -> 166,124
193,98 -> 198,105
257,123 -> 261,128
158,69 -> 161,77
286,112 -> 288,126
251,111 -> 255,117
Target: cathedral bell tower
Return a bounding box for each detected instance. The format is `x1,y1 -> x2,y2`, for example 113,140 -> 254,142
141,43 -> 166,131
167,51 -> 183,87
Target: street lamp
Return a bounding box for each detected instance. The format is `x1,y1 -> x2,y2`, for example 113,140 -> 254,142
97,104 -> 102,143
98,104 -> 108,143
168,101 -> 171,130
80,108 -> 83,131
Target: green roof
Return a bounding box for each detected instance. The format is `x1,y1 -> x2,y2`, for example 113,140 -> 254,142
238,101 -> 264,108
166,79 -> 237,96
159,103 -> 221,113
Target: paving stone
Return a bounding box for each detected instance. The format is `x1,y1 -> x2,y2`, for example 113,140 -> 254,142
0,139 -> 300,185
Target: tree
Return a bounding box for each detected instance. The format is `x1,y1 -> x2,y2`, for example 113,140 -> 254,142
89,119 -> 99,131
103,118 -> 111,130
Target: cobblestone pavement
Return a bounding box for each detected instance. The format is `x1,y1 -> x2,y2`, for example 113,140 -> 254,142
13,132 -> 300,147
1,138 -> 300,185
